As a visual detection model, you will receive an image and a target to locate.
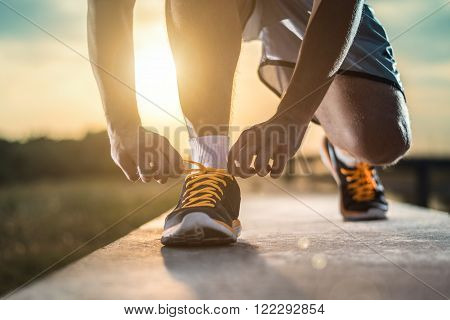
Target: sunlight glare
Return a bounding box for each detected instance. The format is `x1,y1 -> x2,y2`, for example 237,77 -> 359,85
134,38 -> 183,129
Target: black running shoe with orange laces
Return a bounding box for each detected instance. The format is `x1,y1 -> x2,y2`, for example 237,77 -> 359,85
161,161 -> 241,246
320,138 -> 388,221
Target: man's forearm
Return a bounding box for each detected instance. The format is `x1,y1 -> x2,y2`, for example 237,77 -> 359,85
277,0 -> 364,123
87,0 -> 141,129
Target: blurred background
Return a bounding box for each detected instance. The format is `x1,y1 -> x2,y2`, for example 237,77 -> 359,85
0,0 -> 449,296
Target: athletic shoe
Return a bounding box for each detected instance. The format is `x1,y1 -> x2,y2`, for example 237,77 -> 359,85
320,137 -> 388,221
161,161 -> 241,246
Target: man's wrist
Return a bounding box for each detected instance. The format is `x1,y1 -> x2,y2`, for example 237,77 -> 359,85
272,105 -> 311,126
106,115 -> 141,136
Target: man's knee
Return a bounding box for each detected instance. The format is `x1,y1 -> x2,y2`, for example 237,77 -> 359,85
351,119 -> 411,165
330,77 -> 412,166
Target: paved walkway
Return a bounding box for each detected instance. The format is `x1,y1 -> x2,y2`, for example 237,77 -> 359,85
9,194 -> 450,299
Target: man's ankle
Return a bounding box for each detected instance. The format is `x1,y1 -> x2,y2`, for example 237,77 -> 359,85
334,145 -> 359,167
189,135 -> 229,169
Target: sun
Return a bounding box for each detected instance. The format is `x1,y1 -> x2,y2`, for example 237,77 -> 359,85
133,37 -> 189,155
134,43 -> 180,112
135,43 -> 186,122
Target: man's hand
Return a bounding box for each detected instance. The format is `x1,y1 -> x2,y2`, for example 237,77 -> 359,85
228,114 -> 308,179
88,1 -> 185,183
108,125 -> 184,183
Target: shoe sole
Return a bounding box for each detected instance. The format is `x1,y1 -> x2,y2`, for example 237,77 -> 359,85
319,138 -> 387,222
161,212 -> 241,246
342,207 -> 387,221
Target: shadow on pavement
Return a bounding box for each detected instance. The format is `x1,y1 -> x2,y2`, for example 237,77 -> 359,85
161,241 -> 305,299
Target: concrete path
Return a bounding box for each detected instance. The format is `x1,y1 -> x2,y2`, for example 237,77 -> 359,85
9,194 -> 450,299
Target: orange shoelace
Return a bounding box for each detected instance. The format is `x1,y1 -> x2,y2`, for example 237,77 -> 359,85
340,163 -> 377,202
181,160 -> 233,209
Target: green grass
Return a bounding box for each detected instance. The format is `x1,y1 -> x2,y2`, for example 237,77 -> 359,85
0,178 -> 180,297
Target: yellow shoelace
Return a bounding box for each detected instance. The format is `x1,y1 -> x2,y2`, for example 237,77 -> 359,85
181,160 -> 233,209
340,163 -> 377,202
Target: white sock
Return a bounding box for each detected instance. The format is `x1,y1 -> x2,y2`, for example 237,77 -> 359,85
334,146 -> 358,167
189,135 -> 229,169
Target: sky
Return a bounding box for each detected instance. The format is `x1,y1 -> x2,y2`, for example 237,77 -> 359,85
0,0 -> 449,156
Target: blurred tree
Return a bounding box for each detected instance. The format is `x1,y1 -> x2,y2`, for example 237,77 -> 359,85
0,132 -> 121,183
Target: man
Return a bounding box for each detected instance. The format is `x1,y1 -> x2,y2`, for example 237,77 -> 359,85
88,0 -> 411,246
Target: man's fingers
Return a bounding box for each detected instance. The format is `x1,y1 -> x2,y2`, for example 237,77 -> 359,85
154,150 -> 172,183
115,151 -> 139,182
142,129 -> 184,181
137,148 -> 159,182
236,143 -> 257,178
161,139 -> 184,176
228,140 -> 244,175
270,149 -> 289,178
229,128 -> 260,178
228,128 -> 253,174
254,142 -> 272,177
227,149 -> 239,175
229,146 -> 256,178
155,176 -> 168,184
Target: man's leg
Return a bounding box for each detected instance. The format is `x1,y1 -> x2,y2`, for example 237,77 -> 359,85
313,75 -> 411,220
315,75 -> 411,166
166,0 -> 242,138
162,0 -> 247,246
